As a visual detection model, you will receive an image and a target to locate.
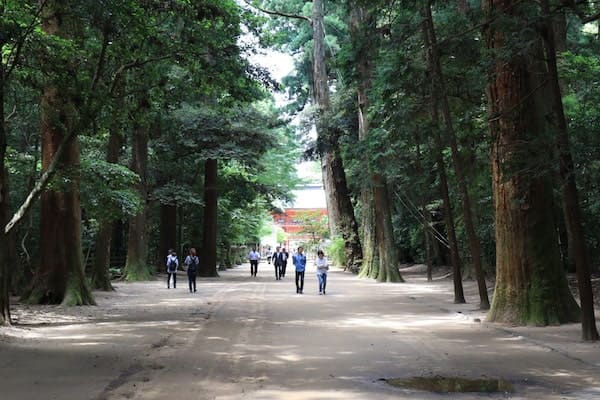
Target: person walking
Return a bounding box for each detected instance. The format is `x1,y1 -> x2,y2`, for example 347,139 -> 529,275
166,249 -> 179,289
248,247 -> 260,277
184,248 -> 199,293
266,247 -> 273,264
315,249 -> 329,295
272,246 -> 283,280
281,248 -> 289,278
293,246 -> 307,294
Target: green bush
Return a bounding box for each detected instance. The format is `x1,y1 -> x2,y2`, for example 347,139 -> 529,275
326,237 -> 346,267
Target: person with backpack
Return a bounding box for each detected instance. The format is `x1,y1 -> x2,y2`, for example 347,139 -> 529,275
166,249 -> 179,289
184,248 -> 199,293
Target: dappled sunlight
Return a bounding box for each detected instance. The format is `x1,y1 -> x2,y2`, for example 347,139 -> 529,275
207,336 -> 230,341
71,342 -> 107,346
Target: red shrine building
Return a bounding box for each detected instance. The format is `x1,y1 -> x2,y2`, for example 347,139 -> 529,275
271,184 -> 328,249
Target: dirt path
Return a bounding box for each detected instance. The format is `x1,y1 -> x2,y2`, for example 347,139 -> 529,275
1,263 -> 599,399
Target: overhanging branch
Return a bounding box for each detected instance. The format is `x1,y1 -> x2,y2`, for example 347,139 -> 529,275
243,0 -> 312,25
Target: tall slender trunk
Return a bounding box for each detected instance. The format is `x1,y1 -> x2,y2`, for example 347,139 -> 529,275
159,204 -> 177,271
313,0 -> 362,272
200,158 -> 218,277
431,106 -> 465,303
124,107 -> 150,281
541,0 -> 598,340
351,7 -> 377,279
350,5 -> 401,282
484,0 -> 579,325
423,15 -> 465,304
424,4 -> 488,308
26,2 -> 94,305
91,129 -> 122,290
0,56 -> 10,321
415,138 -> 433,282
321,158 -> 337,238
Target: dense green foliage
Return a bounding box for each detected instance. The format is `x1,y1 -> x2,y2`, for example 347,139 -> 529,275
252,0 -> 600,274
0,0 -> 300,306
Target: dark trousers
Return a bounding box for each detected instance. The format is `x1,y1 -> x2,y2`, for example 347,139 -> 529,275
281,261 -> 287,277
188,272 -> 197,292
295,271 -> 305,293
250,260 -> 258,276
167,272 -> 176,288
274,263 -> 281,280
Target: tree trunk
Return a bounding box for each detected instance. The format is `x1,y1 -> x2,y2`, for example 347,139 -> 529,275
484,0 -> 579,325
358,189 -> 378,278
91,129 -> 122,290
540,0 -> 598,340
0,47 -> 12,323
350,5 -> 401,281
124,112 -> 150,281
373,176 -> 402,282
415,138 -> 433,282
424,4 -> 489,309
200,158 -> 218,277
349,5 -> 376,278
458,0 -> 470,14
423,15 -> 465,304
159,204 -> 177,271
26,3 -> 94,305
313,0 -> 363,272
321,158 -> 338,238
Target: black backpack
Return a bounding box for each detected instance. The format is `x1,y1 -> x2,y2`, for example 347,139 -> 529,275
188,256 -> 198,274
167,258 -> 177,272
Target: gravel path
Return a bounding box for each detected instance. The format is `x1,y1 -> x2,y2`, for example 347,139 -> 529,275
1,263 -> 599,399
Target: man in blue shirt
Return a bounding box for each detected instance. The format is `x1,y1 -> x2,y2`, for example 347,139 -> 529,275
292,247 -> 307,294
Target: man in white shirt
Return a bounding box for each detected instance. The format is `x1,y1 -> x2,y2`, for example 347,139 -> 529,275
248,247 -> 260,277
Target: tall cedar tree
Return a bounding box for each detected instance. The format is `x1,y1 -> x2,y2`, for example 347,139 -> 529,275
484,0 -> 579,325
312,0 -> 363,273
424,3 -> 488,308
349,4 -> 402,282
124,98 -> 151,281
25,1 -> 94,305
540,0 -> 598,339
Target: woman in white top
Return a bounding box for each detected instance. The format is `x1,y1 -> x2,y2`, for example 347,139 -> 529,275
315,250 -> 329,295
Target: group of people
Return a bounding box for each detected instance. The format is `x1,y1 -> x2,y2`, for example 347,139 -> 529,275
165,248 -> 199,293
165,245 -> 330,296
248,246 -> 330,295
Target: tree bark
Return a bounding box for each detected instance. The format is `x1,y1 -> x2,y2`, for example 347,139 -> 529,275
484,0 -> 579,325
415,138 -> 433,282
124,110 -> 150,281
541,0 -> 598,340
350,5 -> 401,282
200,158 -> 218,277
25,2 -> 94,305
424,4 -> 489,309
350,5 -> 377,279
91,129 -> 122,290
313,0 -> 363,272
0,44 -> 12,323
423,15 -> 465,304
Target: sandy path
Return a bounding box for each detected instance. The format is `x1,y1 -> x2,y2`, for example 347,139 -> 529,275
1,263 -> 599,400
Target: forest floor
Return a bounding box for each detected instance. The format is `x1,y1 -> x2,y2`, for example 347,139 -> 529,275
1,263 -> 599,400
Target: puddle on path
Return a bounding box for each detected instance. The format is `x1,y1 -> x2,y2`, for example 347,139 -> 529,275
385,376 -> 513,393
